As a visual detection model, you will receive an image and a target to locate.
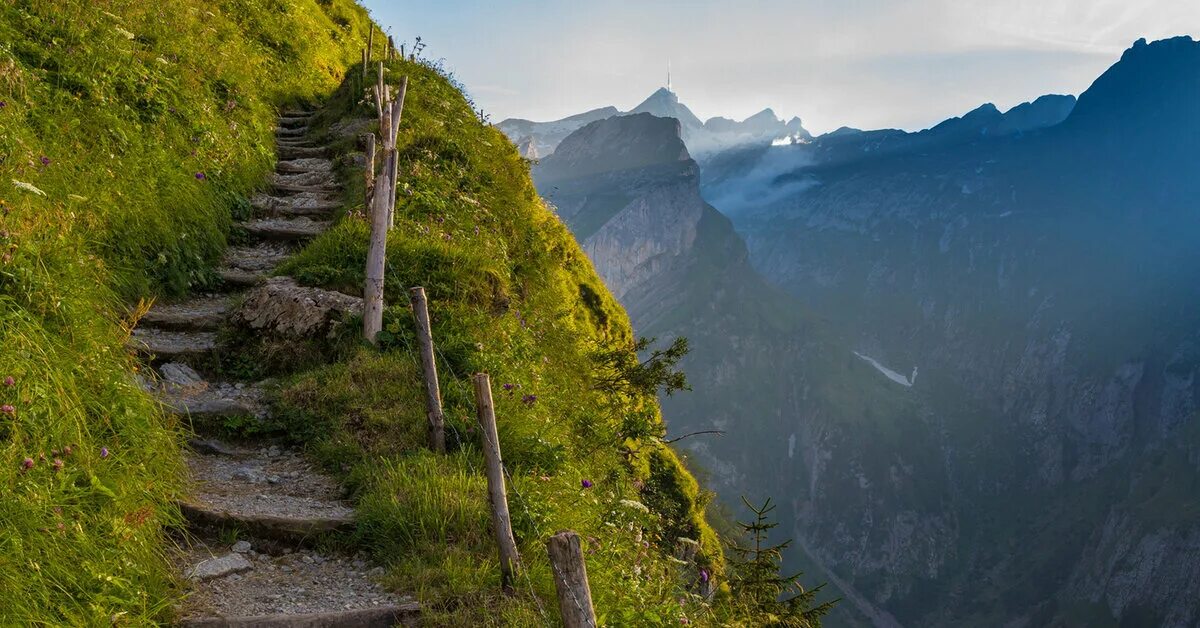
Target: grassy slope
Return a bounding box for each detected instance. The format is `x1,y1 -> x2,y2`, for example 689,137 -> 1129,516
274,58 -> 726,625
0,0 -> 371,623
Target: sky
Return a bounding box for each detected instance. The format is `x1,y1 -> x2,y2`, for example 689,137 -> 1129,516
362,1 -> 1198,135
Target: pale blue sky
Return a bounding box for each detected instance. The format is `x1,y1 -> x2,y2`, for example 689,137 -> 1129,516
362,1 -> 1198,134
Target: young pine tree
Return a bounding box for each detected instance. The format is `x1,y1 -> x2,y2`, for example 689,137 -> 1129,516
725,496 -> 837,627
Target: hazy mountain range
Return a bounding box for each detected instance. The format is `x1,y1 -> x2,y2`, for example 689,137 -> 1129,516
503,35 -> 1200,627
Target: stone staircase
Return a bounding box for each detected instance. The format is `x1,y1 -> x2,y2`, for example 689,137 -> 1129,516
131,110 -> 419,627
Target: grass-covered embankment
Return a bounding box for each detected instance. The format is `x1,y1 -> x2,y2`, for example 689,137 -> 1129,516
0,1 -> 372,623
272,56 -> 727,625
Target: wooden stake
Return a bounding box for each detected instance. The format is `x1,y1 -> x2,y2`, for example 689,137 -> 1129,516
411,287 -> 445,453
387,76 -> 407,230
361,48 -> 367,79
367,28 -> 374,65
387,36 -> 395,61
363,106 -> 391,344
364,133 -> 376,213
547,531 -> 598,628
474,373 -> 520,592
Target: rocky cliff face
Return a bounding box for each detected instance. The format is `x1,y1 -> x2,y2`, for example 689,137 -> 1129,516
705,36 -> 1200,626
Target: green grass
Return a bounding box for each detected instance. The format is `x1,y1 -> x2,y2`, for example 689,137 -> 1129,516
0,0 -> 373,623
274,56 -> 734,625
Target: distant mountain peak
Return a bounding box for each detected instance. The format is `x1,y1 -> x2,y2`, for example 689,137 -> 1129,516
1067,35 -> 1200,131
631,88 -> 704,128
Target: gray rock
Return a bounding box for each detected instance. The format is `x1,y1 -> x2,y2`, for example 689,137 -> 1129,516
189,553 -> 253,581
231,540 -> 252,554
233,277 -> 363,339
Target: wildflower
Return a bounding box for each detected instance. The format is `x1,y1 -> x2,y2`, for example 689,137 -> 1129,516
539,475 -> 551,482
699,569 -> 709,583
502,383 -> 515,392
100,447 -> 109,459
521,394 -> 537,405
63,445 -> 72,456
21,457 -> 33,470
195,172 -> 206,181
52,458 -> 63,472
474,225 -> 480,235
0,101 -> 6,108
39,156 -> 50,166
581,479 -> 593,489
1,404 -> 14,416
11,180 -> 46,196
3,376 -> 12,386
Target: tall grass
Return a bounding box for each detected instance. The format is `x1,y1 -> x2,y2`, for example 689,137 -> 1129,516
277,55 -> 727,625
0,0 -> 371,623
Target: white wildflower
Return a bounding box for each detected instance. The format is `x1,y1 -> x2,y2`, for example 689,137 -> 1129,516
115,27 -> 135,40
11,180 -> 45,196
620,499 -> 650,513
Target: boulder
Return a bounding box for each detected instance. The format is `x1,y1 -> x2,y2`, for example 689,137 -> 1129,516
234,277 -> 362,338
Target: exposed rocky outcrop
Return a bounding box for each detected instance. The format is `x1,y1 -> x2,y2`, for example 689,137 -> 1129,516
234,277 -> 362,339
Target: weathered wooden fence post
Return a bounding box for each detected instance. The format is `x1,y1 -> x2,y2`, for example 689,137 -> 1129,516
410,287 -> 445,453
367,28 -> 374,65
363,64 -> 408,344
363,133 -> 375,213
473,373 -> 520,592
361,47 -> 368,79
387,36 -> 395,61
547,531 -> 598,628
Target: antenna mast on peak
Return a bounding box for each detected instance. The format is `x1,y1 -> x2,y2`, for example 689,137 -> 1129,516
667,60 -> 672,93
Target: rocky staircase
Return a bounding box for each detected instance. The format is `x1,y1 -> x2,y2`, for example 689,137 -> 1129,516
131,110 -> 419,627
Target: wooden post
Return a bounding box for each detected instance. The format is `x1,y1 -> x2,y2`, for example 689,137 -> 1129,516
400,44 -> 404,60
384,75 -> 406,230
361,48 -> 368,78
364,133 -> 375,213
362,66 -> 408,344
547,531 -> 598,628
367,28 -> 374,65
411,287 -> 445,453
474,373 -> 520,592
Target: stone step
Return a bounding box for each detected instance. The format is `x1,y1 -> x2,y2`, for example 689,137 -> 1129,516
180,447 -> 356,542
242,217 -> 329,242
271,183 -> 340,195
271,170 -> 335,188
278,146 -> 329,160
141,296 -> 230,331
276,158 -> 333,175
217,244 -> 293,288
175,537 -> 418,627
148,363 -> 267,422
277,116 -> 311,129
251,193 -> 340,218
129,328 -> 218,360
275,126 -> 308,137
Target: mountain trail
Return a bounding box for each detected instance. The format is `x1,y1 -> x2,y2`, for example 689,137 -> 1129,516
129,110 -> 419,627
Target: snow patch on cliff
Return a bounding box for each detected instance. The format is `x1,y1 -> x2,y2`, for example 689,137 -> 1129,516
853,352 -> 918,387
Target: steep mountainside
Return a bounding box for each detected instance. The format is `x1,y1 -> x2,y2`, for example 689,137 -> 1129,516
534,115 -> 925,621
711,36 -> 1200,626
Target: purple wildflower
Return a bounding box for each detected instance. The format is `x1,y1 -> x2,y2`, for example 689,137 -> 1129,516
39,156 -> 50,166
699,568 -> 709,583
3,376 -> 13,386
1,404 -> 14,416
21,457 -> 33,471
580,479 -> 593,489
100,447 -> 109,459
195,172 -> 206,180
502,383 -> 515,392
0,101 -> 7,108
521,394 -> 537,405
52,458 -> 63,472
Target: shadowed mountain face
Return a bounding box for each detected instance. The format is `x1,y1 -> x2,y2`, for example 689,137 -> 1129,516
697,35 -> 1200,626
519,34 -> 1200,627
